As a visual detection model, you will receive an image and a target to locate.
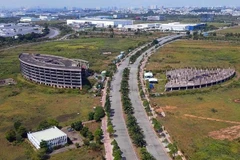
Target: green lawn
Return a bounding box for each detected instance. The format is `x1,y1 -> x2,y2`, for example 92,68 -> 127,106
146,40 -> 240,159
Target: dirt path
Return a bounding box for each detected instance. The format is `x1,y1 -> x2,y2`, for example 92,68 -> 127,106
184,114 -> 240,125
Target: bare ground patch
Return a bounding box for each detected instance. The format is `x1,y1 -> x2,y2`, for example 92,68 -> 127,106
209,125 -> 240,141
233,99 -> 240,103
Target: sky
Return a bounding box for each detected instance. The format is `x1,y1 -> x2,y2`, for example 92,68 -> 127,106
1,0 -> 239,8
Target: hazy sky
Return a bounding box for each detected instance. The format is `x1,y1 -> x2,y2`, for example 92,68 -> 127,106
1,0 -> 239,8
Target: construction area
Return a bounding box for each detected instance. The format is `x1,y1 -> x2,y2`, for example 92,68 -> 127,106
165,68 -> 236,91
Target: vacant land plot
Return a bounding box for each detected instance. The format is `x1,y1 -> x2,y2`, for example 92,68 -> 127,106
217,25 -> 240,34
50,146 -> 104,160
146,40 -> 240,159
0,37 -> 153,159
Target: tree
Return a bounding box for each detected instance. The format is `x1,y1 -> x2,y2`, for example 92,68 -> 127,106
36,148 -> 49,160
107,125 -> 114,136
152,39 -> 159,45
75,143 -> 80,148
17,126 -> 28,138
71,121 -> 83,131
38,120 -> 49,130
14,121 -> 22,131
140,147 -> 156,160
87,131 -> 94,141
47,119 -> 59,128
83,139 -> 90,146
5,129 -> 16,142
94,106 -> 105,121
89,142 -> 101,151
38,119 -> 59,130
94,128 -> 103,143
80,127 -> 89,137
168,143 -> 178,159
40,140 -> 48,149
88,112 -> 95,120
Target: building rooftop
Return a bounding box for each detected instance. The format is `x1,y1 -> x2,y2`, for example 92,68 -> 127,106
19,53 -> 88,70
29,126 -> 66,142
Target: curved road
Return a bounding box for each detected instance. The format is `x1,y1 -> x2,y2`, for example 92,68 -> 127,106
47,27 -> 60,39
110,35 -> 182,160
128,35 -> 182,160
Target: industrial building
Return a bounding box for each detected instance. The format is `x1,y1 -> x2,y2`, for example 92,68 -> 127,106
123,23 -> 160,30
20,17 -> 40,22
123,22 -> 206,31
160,22 -> 206,31
19,53 -> 89,89
27,126 -> 67,149
147,16 -> 165,21
67,19 -> 133,28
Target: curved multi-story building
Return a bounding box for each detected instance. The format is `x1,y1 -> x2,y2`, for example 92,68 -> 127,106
19,53 -> 89,89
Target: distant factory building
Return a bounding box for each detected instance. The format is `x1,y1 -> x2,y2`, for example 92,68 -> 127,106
160,22 -> 206,31
147,16 -> 165,21
39,15 -> 58,21
67,19 -> 133,28
20,17 -> 40,22
27,126 -> 67,149
113,14 -> 127,19
124,23 -> 160,30
19,53 -> 89,89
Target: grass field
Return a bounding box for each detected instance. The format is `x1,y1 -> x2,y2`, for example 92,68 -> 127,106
0,37 -> 154,159
217,25 -> 240,34
50,147 -> 104,160
146,40 -> 240,159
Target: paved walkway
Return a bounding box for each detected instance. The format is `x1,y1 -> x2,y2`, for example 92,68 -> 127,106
101,77 -> 113,160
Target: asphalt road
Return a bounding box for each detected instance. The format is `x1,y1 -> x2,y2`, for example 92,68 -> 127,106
109,35 -> 182,160
110,43 -> 152,160
127,35 -> 182,160
45,27 -> 60,39
110,57 -> 138,160
129,55 -> 170,160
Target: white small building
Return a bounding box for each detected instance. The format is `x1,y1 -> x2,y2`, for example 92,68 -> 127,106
144,72 -> 153,80
27,126 -> 67,149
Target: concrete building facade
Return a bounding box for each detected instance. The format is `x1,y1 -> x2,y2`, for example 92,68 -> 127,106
27,126 -> 67,149
19,53 -> 89,89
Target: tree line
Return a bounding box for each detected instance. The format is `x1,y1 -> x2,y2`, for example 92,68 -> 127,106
129,42 -> 154,64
